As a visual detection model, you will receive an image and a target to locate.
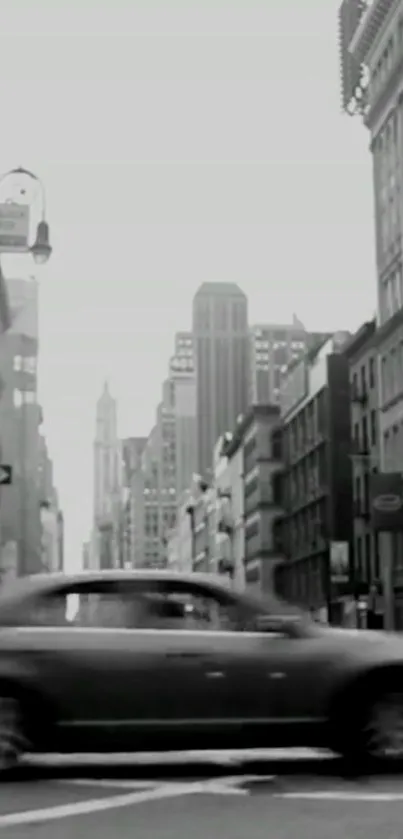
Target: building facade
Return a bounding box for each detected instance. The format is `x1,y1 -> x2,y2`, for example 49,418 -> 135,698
249,316 -> 332,407
132,332 -> 195,570
276,334 -> 354,623
340,0 -> 403,625
121,437 -> 147,568
0,277 -> 42,577
166,490 -> 194,573
192,282 -> 249,478
92,382 -> 122,569
344,319 -> 383,627
222,406 -> 284,596
169,332 -> 197,498
213,433 -> 245,590
37,430 -> 63,572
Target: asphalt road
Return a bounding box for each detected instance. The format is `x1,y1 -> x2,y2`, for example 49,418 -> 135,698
3,750 -> 403,837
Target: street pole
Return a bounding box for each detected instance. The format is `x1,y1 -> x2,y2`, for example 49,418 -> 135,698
380,531 -> 395,631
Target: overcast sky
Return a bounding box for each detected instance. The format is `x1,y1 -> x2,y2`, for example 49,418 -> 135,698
0,0 -> 375,569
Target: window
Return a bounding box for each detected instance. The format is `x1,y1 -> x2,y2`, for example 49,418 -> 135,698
13,355 -> 22,372
13,389 -> 23,408
365,533 -> 372,583
381,355 -> 389,403
360,364 -> 367,394
370,410 -> 377,446
362,416 -> 368,450
355,536 -> 363,581
369,357 -> 375,389
13,389 -> 35,407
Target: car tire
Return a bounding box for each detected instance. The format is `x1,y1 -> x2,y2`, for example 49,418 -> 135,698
337,684 -> 403,767
0,693 -> 28,777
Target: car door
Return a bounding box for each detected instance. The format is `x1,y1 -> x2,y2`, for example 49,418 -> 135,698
9,581 -> 174,751
93,584 -> 239,749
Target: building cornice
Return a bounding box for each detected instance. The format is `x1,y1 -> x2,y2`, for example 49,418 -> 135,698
349,0 -> 397,63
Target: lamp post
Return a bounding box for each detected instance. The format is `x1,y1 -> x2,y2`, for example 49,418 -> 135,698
0,167 -> 52,579
0,166 -> 52,264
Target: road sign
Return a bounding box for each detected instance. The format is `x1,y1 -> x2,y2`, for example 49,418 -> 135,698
0,465 -> 12,485
370,472 -> 403,532
0,203 -> 29,253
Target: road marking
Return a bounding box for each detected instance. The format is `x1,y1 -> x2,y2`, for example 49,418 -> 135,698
59,779 -> 160,791
0,783 -> 205,828
26,747 -> 327,768
277,791 -> 403,802
1,774 -> 275,827
60,774 -> 275,794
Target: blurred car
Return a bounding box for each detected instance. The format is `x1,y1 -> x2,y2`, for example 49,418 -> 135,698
0,568 -> 402,773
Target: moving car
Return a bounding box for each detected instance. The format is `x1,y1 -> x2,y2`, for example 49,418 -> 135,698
0,568 -> 402,773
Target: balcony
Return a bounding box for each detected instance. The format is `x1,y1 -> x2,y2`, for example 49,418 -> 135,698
352,438 -> 370,457
351,382 -> 368,405
217,495 -> 234,534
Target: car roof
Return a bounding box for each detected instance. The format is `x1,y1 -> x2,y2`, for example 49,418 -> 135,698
0,569 -> 235,607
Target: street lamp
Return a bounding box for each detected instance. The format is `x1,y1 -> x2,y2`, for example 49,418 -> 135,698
0,166 -> 52,265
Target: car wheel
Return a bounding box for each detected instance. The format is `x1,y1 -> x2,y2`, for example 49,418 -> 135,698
361,690 -> 403,762
0,695 -> 28,775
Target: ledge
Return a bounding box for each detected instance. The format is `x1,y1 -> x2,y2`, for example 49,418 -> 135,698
349,0 -> 396,63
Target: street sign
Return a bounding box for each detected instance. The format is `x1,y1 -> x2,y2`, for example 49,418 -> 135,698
370,472 -> 403,532
0,465 -> 12,485
0,203 -> 29,253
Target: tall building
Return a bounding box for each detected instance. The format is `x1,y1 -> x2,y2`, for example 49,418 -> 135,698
128,332 -> 195,571
344,319 -> 383,628
0,277 -> 42,578
139,387 -> 177,569
37,430 -> 64,572
249,317 -> 332,406
120,437 -> 147,568
193,282 -> 249,478
169,331 -> 197,497
92,382 -> 122,569
276,333 -> 353,624
340,0 -> 403,623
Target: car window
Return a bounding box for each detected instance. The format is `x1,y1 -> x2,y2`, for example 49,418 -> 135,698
19,581 -> 249,632
130,585 -> 246,632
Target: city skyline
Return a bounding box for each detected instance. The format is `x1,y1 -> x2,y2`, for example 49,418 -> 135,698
0,0 -> 374,569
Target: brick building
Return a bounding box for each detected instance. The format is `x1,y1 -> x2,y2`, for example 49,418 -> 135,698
275,334 -> 354,623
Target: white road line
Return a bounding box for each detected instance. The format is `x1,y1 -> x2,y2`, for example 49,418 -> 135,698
277,791 -> 403,802
58,779 -> 160,790
0,783 -> 206,829
1,774 -> 273,827
25,748 -> 327,767
59,775 -> 274,795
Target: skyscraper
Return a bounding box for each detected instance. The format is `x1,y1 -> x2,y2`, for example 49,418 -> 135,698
249,317 -> 332,406
169,331 -> 196,497
92,382 -> 122,569
192,282 -> 249,477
